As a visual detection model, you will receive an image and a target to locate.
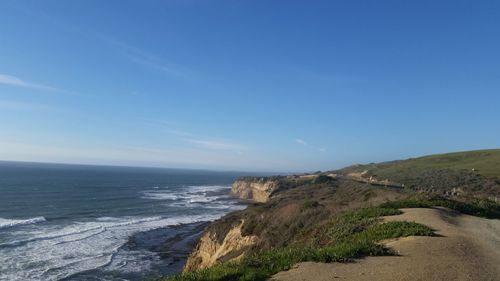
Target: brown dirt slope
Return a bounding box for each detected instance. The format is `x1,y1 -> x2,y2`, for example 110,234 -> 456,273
273,208 -> 500,281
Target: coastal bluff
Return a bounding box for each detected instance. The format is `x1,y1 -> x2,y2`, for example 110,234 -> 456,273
167,149 -> 500,281
182,173 -> 397,273
183,177 -> 284,272
231,177 -> 283,203
183,219 -> 258,272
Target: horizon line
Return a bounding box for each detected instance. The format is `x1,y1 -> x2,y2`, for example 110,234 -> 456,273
0,159 -> 291,175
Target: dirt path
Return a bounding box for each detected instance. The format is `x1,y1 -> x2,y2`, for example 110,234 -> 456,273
273,208 -> 500,281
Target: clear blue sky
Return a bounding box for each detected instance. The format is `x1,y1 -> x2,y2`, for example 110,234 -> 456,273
0,0 -> 499,172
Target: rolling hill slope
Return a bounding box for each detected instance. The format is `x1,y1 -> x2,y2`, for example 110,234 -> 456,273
338,149 -> 500,197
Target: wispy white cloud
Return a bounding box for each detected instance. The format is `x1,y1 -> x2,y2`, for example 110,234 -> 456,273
186,138 -> 248,151
0,74 -> 66,93
128,55 -> 185,78
0,141 -> 280,171
110,40 -> 190,79
138,118 -> 185,130
163,128 -> 197,138
140,119 -> 249,152
296,138 -> 328,153
296,139 -> 307,145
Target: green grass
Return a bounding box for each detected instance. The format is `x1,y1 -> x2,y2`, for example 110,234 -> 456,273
300,207 -> 403,247
324,208 -> 402,243
163,207 -> 434,281
339,149 -> 500,197
300,200 -> 320,211
379,196 -> 500,219
164,196 -> 500,281
344,149 -> 500,178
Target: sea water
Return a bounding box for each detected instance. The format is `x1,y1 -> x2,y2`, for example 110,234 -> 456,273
0,161 -> 250,281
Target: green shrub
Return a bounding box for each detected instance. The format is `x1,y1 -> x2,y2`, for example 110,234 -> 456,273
379,196 -> 500,219
166,196 -> 500,281
313,175 -> 335,184
300,200 -> 320,211
164,206 -> 432,281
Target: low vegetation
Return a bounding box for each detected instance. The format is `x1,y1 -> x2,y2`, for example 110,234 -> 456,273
164,206 -> 434,281
342,149 -> 500,178
339,149 -> 500,197
165,148 -> 500,281
236,178 -> 406,249
164,194 -> 500,281
379,195 -> 500,219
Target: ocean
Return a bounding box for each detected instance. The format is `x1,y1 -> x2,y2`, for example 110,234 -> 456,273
0,161 -> 251,281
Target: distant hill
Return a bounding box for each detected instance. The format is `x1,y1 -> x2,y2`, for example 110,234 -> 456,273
340,149 -> 500,178
338,149 -> 500,197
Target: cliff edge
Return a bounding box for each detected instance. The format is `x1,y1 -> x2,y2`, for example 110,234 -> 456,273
183,176 -> 407,272
165,149 -> 500,281
231,177 -> 283,203
184,176 -> 286,271
183,219 -> 258,272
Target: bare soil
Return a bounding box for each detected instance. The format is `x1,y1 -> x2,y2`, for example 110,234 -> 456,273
273,208 -> 500,281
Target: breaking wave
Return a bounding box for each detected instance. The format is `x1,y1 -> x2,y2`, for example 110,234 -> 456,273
0,182 -> 245,281
0,217 -> 46,230
0,214 -> 223,281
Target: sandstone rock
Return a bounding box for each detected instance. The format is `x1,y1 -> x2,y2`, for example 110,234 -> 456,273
183,220 -> 257,272
231,178 -> 282,203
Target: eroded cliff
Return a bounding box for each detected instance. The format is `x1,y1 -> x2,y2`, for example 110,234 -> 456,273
183,176 -> 408,273
231,177 -> 283,203
183,219 -> 258,272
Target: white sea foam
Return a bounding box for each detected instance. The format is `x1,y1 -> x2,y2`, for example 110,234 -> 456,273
187,185 -> 230,193
169,200 -> 245,211
0,213 -> 224,281
142,184 -> 245,213
205,202 -> 247,211
188,194 -> 218,203
103,248 -> 160,273
141,191 -> 186,200
141,185 -> 231,204
0,217 -> 46,229
0,184 -> 241,281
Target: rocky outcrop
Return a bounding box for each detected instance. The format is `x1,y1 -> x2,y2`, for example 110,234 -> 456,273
182,175 -> 407,273
183,177 -> 284,272
183,220 -> 258,272
231,178 -> 282,203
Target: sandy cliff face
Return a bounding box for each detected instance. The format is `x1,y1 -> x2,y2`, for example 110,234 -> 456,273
231,178 -> 282,203
183,220 -> 257,272
184,177 -> 281,272
183,176 -> 407,273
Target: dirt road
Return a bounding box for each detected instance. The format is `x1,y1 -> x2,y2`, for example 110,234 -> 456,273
273,208 -> 500,281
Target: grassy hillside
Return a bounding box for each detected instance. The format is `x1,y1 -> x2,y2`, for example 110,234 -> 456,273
164,194 -> 500,281
342,149 -> 500,178
165,204 -> 435,281
338,149 -> 500,197
162,150 -> 500,281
